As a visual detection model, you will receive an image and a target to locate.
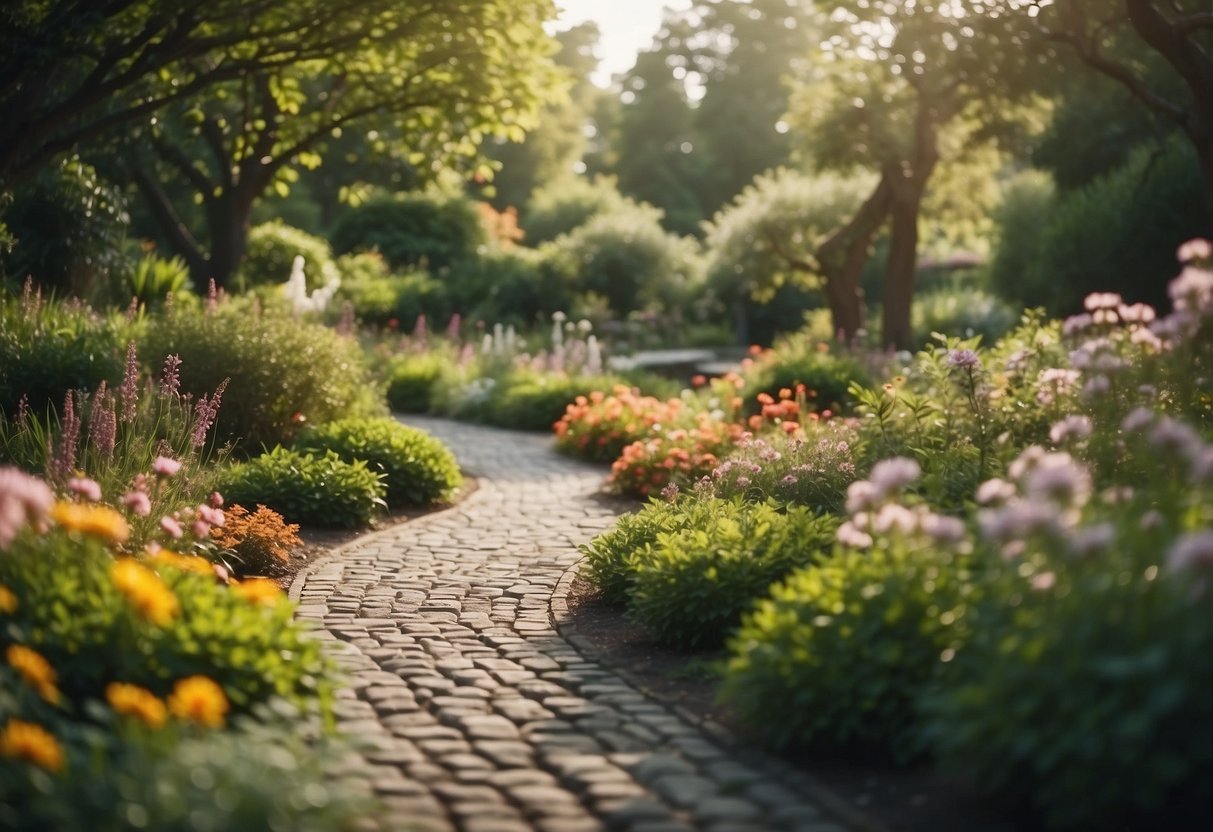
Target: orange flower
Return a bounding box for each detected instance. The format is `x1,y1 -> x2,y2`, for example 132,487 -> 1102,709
106,683 -> 168,728
232,577 -> 283,606
167,676 -> 229,728
112,559 -> 179,626
0,584 -> 16,614
6,644 -> 60,704
0,719 -> 64,772
149,550 -> 214,577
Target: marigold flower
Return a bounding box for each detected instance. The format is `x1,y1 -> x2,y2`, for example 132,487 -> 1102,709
232,577 -> 283,606
168,676 -> 229,727
0,585 -> 16,614
49,501 -> 130,544
0,719 -> 64,772
106,682 -> 168,728
6,644 -> 60,704
112,559 -> 179,626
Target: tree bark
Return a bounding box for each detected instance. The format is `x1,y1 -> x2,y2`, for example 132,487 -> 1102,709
816,173 -> 894,344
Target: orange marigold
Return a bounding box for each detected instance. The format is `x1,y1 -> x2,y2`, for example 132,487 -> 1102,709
167,676 -> 229,728
49,501 -> 129,544
0,719 -> 64,772
0,584 -> 16,614
106,682 -> 168,728
232,577 -> 283,606
6,644 -> 60,704
112,559 -> 179,626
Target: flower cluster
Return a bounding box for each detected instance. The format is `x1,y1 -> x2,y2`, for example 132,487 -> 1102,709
608,414 -> 744,498
555,386 -> 692,463
838,457 -> 967,550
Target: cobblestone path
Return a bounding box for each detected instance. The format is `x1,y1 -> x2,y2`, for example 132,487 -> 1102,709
291,417 -> 866,832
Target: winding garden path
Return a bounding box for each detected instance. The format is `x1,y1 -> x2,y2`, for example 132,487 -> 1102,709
291,417 -> 872,832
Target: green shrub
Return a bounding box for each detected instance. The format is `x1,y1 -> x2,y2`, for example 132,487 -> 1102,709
446,248 -> 564,326
484,371 -> 620,432
216,447 -> 385,528
0,531 -> 334,715
628,501 -> 838,649
0,157 -> 129,296
294,417 -> 461,508
0,291 -> 123,420
742,336 -> 870,414
723,539 -> 973,761
118,253 -> 191,308
329,191 -> 487,272
912,287 -> 1018,347
0,706 -> 370,832
140,300 -> 383,451
336,258 -> 453,330
384,352 -> 451,413
521,175 -> 639,246
237,221 -> 334,291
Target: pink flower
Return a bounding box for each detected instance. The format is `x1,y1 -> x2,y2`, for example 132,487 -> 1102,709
1177,238 -> 1212,263
160,516 -> 183,539
209,491 -> 224,508
152,456 -> 182,478
122,491 -> 152,517
1030,571 -> 1057,592
197,505 -> 224,527
192,518 -> 210,538
946,349 -> 981,369
67,477 -> 102,502
869,457 -> 921,497
1083,292 -> 1122,312
837,521 -> 873,549
120,341 -> 139,423
1049,415 -> 1093,446
0,467 -> 55,549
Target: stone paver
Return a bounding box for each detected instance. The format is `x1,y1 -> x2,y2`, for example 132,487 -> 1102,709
292,416 -> 876,832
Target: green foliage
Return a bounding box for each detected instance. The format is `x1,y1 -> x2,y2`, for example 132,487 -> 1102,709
140,300 -> 383,451
723,540 -> 973,761
330,191 -> 487,273
238,221 -> 334,291
628,500 -> 839,649
446,248 -> 563,326
339,268 -> 452,329
540,206 -> 702,318
0,158 -> 129,296
119,253 -> 191,308
294,417 -> 461,508
521,176 -> 640,245
1002,141 -> 1206,315
216,447 -> 386,529
0,532 -> 334,715
481,372 -> 626,432
912,287 -> 1018,347
384,352 -> 451,413
0,705 -> 370,832
742,336 -> 871,414
0,290 -> 122,420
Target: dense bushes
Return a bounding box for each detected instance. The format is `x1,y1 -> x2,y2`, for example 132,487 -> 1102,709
294,417 -> 461,507
216,447 -> 385,528
238,221 -> 334,290
140,300 -> 383,451
330,191 -> 486,272
740,337 -> 871,415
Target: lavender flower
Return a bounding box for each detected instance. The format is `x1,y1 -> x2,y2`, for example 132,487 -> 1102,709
87,385 -> 117,460
1048,415 -> 1093,445
946,349 -> 981,369
160,354 -> 182,397
868,457 -> 921,498
49,391 -> 82,481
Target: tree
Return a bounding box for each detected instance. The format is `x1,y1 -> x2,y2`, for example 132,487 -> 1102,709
0,0 -> 426,189
118,1 -> 560,288
991,1 -> 1213,229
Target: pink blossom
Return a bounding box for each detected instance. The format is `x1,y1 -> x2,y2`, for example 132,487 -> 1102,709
1062,314 -> 1092,337
1068,522 -> 1116,557
152,456 -> 182,478
0,467 -> 55,549
1030,571 -> 1057,592
122,491 -> 152,517
846,480 -> 879,514
1118,303 -> 1156,324
1083,292 -> 1123,312
160,516 -> 183,539
872,503 -> 917,535
1081,375 -> 1110,399
120,341 -> 139,423
1167,530 -> 1213,573
921,512 -> 967,545
192,518 -> 210,538
946,349 -> 981,369
209,491 -> 224,508
160,354 -> 182,396
197,505 -> 225,527
837,521 -> 873,549
976,478 -> 1017,505
1022,453 -> 1091,507
67,477 -> 102,502
1049,415 -> 1093,445
782,475 -> 798,485
869,457 -> 921,497
1168,266 -> 1213,312
1177,238 -> 1212,263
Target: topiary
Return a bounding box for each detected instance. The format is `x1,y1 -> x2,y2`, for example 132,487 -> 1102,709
237,221 -> 335,291
215,447 -> 385,528
627,500 -> 838,649
293,417 -> 461,508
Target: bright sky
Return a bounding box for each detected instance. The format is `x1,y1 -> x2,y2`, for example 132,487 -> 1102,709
554,0 -> 694,87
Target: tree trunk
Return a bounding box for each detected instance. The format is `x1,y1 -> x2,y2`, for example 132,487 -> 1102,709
202,181 -> 263,291
882,186 -> 926,350
1193,130 -> 1213,234
816,173 -> 894,344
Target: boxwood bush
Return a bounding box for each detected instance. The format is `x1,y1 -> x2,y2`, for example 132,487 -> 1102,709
294,417 -> 461,508
627,501 -> 838,649
216,447 -> 385,528
385,352 -> 451,413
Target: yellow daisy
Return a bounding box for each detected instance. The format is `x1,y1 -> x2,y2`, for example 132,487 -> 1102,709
167,676 -> 229,728
50,501 -> 130,544
111,559 -> 179,626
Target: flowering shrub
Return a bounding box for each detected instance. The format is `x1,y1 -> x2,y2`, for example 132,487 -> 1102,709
294,417 -> 461,507
209,504 -> 301,577
555,386 -> 692,463
216,447 -> 386,529
722,459 -> 973,761
707,421 -> 860,513
608,414 -> 745,499
739,337 -> 872,416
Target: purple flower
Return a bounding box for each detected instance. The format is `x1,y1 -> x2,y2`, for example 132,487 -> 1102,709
87,386 -> 117,460
946,349 -> 981,369
120,341 -> 139,423
869,457 -> 921,497
49,391 -> 82,482
1048,415 -> 1093,446
160,354 -> 182,397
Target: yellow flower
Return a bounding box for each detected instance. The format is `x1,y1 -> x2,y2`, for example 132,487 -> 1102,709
167,676 -> 229,728
6,644 -> 61,704
0,719 -> 64,773
0,585 -> 16,614
232,577 -> 283,606
106,682 -> 168,729
111,559 -> 179,626
50,501 -> 130,544
149,550 -> 214,577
